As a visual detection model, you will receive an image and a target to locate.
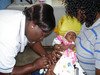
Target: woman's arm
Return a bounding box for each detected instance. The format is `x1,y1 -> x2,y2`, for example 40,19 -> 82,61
28,42 -> 48,56
11,56 -> 48,75
96,68 -> 100,75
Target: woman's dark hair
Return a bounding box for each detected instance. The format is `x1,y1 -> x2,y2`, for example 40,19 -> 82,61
76,0 -> 100,27
65,0 -> 100,27
65,0 -> 77,18
23,3 -> 55,33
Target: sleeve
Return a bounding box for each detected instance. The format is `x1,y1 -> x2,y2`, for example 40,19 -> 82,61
0,41 -> 16,73
94,33 -> 100,69
94,37 -> 100,69
52,36 -> 62,46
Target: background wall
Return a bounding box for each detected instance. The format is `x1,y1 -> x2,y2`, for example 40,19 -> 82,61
42,6 -> 65,46
0,0 -> 11,9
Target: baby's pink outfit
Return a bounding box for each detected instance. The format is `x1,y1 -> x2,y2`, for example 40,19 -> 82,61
53,35 -> 76,75
56,35 -> 76,64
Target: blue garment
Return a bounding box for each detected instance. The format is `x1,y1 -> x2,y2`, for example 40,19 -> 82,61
31,70 -> 44,75
75,18 -> 100,75
0,0 -> 11,9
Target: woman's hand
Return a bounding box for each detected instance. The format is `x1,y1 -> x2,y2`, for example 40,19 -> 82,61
45,64 -> 56,75
54,44 -> 68,51
47,51 -> 58,65
54,43 -> 75,53
69,44 -> 75,50
33,56 -> 49,70
53,44 -> 66,57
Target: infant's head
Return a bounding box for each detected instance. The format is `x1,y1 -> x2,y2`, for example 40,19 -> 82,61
64,31 -> 76,42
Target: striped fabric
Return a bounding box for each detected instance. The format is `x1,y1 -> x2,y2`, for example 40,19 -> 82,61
75,18 -> 100,75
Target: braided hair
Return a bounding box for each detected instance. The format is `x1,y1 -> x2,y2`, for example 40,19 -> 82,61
23,3 -> 55,32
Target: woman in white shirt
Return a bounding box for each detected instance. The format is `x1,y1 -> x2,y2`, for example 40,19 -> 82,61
0,3 -> 55,75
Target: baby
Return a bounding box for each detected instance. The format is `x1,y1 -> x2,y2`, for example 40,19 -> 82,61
53,31 -> 77,75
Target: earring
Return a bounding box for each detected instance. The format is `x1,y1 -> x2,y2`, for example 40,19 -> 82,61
31,26 -> 34,29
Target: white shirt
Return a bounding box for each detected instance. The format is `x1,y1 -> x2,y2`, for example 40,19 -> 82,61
0,10 -> 28,73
